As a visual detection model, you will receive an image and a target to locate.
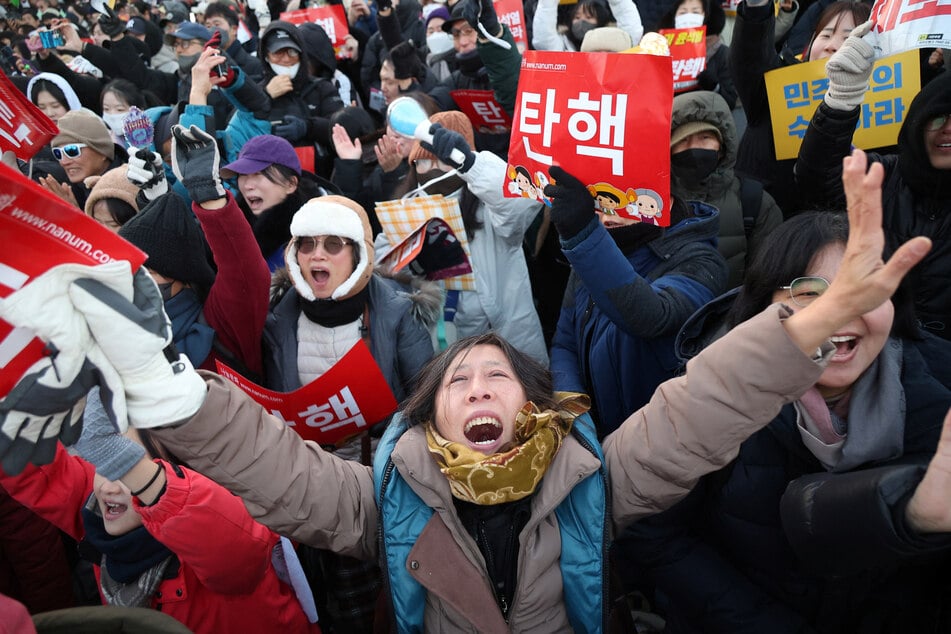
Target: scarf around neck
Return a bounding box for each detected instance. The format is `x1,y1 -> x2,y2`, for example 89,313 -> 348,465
165,288 -> 215,367
426,392 -> 590,505
299,285 -> 370,328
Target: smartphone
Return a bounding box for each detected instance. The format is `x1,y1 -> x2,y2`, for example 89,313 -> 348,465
38,30 -> 66,49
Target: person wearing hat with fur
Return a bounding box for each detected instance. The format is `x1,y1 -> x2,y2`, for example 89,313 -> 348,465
84,165 -> 144,233
389,111 -> 549,366
39,110 -> 128,212
119,124 -> 271,379
670,90 -> 782,287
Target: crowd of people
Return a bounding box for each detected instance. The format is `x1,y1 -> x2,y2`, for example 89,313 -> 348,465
0,0 -> 949,631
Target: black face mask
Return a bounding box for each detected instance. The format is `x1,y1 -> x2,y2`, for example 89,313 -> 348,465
671,148 -> 720,183
157,281 -> 175,302
571,20 -> 597,42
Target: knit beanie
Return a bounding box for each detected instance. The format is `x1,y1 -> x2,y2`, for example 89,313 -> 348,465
408,110 -> 475,165
285,195 -> 374,302
118,193 -> 216,289
51,110 -> 116,161
670,120 -> 722,148
84,166 -> 141,216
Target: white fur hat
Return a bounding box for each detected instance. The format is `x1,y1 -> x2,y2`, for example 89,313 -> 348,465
285,195 -> 374,301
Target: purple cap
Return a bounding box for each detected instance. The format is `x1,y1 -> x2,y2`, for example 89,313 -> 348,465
221,135 -> 302,177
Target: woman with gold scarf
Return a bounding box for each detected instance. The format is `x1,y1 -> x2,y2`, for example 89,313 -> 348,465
15,150 -> 947,632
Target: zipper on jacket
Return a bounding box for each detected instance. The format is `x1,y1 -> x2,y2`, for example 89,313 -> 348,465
573,430 -> 612,633
376,459 -> 397,631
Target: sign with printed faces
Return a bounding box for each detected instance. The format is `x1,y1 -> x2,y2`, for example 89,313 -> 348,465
659,26 -> 707,93
507,50 -> 673,225
0,163 -> 146,397
765,49 -> 920,160
216,340 -> 398,447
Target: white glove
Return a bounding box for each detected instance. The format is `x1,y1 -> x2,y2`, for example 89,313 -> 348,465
0,264 -> 128,474
824,20 -> 876,111
127,148 -> 169,202
69,264 -> 207,429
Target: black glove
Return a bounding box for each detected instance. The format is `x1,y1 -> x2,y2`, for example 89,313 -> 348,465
463,0 -> 501,35
696,68 -> 717,91
544,166 -> 597,240
98,6 -> 126,38
273,115 -> 309,143
169,124 -> 225,204
377,0 -> 393,12
421,123 -> 476,173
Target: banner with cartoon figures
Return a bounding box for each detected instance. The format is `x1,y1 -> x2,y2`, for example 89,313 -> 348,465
279,6 -> 351,59
216,341 -> 397,447
868,0 -> 951,54
0,163 -> 146,397
659,26 -> 707,93
494,0 -> 529,53
506,50 -> 673,226
765,49 -> 920,160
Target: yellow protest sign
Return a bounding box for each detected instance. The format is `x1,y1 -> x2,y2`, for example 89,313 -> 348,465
764,49 -> 919,161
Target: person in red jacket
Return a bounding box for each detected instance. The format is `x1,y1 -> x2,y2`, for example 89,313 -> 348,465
0,396 -> 320,634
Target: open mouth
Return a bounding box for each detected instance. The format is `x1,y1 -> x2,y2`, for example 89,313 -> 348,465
103,501 -> 128,520
464,416 -> 502,446
310,268 -> 330,284
246,195 -> 263,208
829,335 -> 857,357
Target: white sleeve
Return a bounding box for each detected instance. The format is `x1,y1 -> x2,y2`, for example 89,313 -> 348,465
532,0 -> 568,51
609,0 -> 644,47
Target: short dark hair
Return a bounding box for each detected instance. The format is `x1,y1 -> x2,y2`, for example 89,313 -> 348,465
400,333 -> 557,426
103,197 -> 139,227
203,2 -> 239,27
728,211 -> 919,338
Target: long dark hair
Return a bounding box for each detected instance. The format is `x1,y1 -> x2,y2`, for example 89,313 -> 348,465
29,78 -> 67,107
803,1 -> 871,61
728,212 -> 918,337
401,333 -> 557,426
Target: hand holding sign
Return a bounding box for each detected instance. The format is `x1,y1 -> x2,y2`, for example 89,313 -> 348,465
545,165 -> 597,240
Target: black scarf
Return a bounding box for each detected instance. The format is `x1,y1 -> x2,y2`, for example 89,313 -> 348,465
250,189 -> 307,261
81,502 -> 174,584
608,196 -> 692,253
298,286 -> 370,328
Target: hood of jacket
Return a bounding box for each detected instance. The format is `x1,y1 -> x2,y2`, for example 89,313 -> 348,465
670,90 -> 737,201
298,22 -> 337,78
898,72 -> 951,204
395,0 -> 424,34
259,21 -> 311,85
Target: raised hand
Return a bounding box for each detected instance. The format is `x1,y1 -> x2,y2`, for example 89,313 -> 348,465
544,165 -> 597,241
170,124 -> 225,204
332,124 -> 362,161
905,408 -> 951,533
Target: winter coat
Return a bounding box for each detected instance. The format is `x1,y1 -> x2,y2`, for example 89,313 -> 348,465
150,303 -> 835,632
532,0 -> 644,51
360,0 -> 428,98
457,151 -> 550,366
226,38 -> 265,84
551,202 -> 728,436
618,300 -> 951,633
698,39 -> 737,110
730,1 -> 802,215
795,72 -> 951,340
258,21 -> 345,149
671,90 -> 783,287
263,273 -> 439,405
193,193 -> 272,377
0,446 -> 318,634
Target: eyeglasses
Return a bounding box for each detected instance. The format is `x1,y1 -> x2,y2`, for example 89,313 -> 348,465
926,114 -> 949,131
173,38 -> 202,51
296,235 -> 353,255
779,276 -> 830,307
51,143 -> 87,161
269,47 -> 300,60
451,25 -> 475,39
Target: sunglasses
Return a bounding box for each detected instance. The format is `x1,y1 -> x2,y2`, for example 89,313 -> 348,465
51,143 -> 87,161
451,25 -> 475,38
297,235 -> 353,256
779,276 -> 830,308
926,114 -> 949,131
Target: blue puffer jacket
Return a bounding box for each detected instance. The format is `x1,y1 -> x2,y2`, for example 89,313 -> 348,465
551,202 -> 727,436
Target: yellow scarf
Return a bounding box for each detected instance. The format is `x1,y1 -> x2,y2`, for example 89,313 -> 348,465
425,392 -> 590,505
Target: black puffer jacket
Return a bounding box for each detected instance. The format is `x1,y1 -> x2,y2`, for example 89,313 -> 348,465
796,72 -> 951,340
259,21 -> 345,151
359,0 -> 427,98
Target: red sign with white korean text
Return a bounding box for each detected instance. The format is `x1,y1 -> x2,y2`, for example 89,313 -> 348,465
215,340 -> 398,447
279,5 -> 351,59
450,89 -> 512,133
0,163 -> 146,396
870,0 -> 951,54
659,26 -> 707,93
507,51 -> 673,225
0,72 -> 58,160
494,0 -> 528,52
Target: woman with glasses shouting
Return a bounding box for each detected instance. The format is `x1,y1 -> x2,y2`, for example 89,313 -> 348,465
40,110 -> 127,210
615,206 -> 951,633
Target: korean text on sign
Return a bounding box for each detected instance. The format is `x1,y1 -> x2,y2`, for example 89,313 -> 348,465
870,0 -> 951,55
0,72 -> 58,160
764,49 -> 920,160
450,89 -> 513,133
494,0 -> 528,52
659,26 -> 707,93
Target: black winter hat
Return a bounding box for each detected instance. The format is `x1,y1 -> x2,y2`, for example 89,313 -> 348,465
119,192 -> 216,289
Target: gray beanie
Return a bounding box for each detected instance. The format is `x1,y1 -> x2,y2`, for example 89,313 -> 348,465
51,110 -> 116,161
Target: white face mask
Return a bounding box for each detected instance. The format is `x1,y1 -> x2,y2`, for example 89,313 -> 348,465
102,112 -> 128,132
270,62 -> 299,77
675,12 -> 705,29
426,31 -> 453,56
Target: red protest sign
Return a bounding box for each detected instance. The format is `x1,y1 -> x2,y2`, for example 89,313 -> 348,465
507,51 -> 673,225
494,0 -> 528,52
0,163 -> 147,396
215,340 -> 398,446
279,5 -> 351,59
450,89 -> 512,133
659,26 -> 707,93
0,72 -> 58,160
378,216 -> 472,281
